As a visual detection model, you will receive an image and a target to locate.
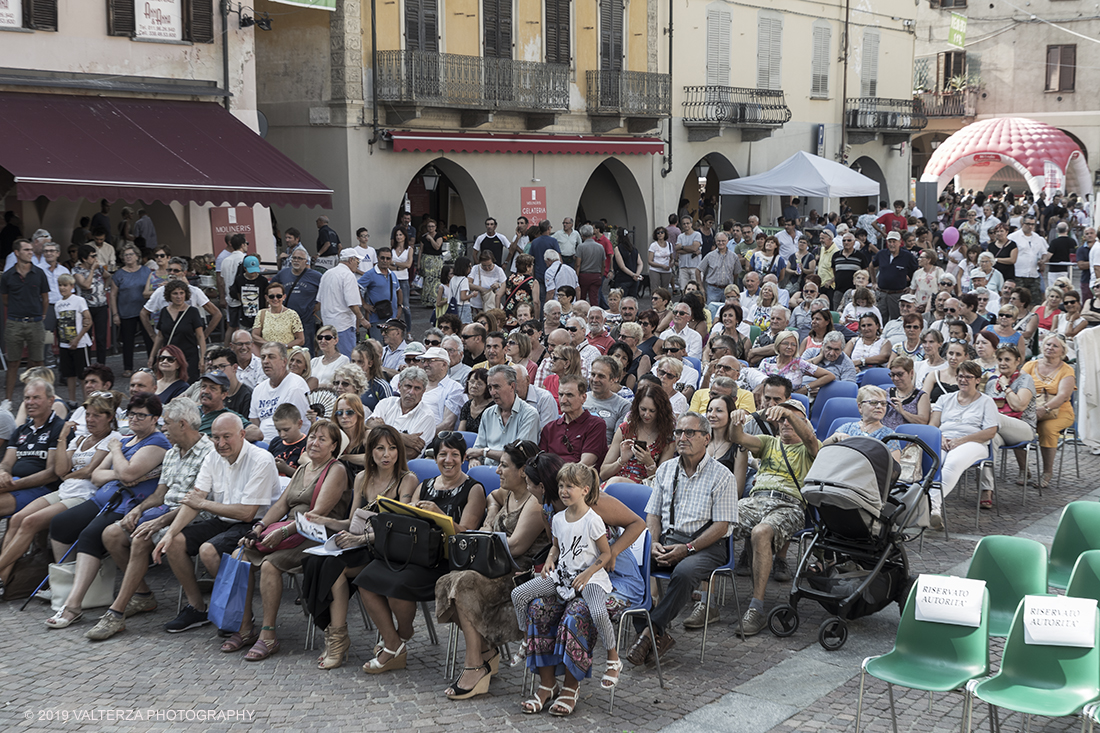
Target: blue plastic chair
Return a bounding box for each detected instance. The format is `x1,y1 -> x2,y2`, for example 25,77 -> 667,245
605,482 -> 651,521
254,440 -> 269,451
684,355 -> 703,376
810,381 -> 859,424
814,398 -> 860,441
456,431 -> 478,451
608,531 -> 665,712
825,416 -> 856,440
467,465 -> 501,494
894,424 -> 949,538
857,367 -> 892,387
789,392 -> 810,416
408,458 -> 441,483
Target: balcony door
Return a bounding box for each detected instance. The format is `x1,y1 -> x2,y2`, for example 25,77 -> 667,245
484,0 -> 513,102
597,0 -> 624,108
405,0 -> 439,99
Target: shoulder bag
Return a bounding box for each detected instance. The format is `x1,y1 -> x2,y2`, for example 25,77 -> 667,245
255,459 -> 337,553
447,532 -> 514,578
369,509 -> 445,572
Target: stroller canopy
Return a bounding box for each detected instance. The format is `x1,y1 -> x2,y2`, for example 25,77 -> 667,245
802,437 -> 898,516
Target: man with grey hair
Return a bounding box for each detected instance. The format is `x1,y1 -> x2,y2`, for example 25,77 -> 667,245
442,333 -> 471,385
141,257 -> 222,338
86,398 -> 215,639
467,365 -> 540,466
699,231 -> 742,304
747,305 -> 791,365
1048,219 -> 1076,290
553,216 -> 581,268
0,378 -> 63,517
544,246 -> 579,298
626,411 -> 735,666
366,366 -> 436,456
513,363 -> 558,430
250,342 -> 311,442
230,330 -> 264,389
803,331 -> 858,384
417,347 -> 464,434
567,316 -> 600,379
586,306 -> 614,354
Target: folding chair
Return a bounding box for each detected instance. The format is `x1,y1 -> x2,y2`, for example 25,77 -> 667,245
609,531 -> 665,713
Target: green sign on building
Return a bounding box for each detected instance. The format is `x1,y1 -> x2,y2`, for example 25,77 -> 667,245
948,13 -> 967,48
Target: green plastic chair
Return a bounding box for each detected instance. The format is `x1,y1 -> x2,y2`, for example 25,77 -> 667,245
1066,550 -> 1100,604
857,581 -> 990,733
965,535 -> 1048,637
1048,502 -> 1100,591
966,599 -> 1100,732
831,310 -> 841,324
749,324 -> 762,344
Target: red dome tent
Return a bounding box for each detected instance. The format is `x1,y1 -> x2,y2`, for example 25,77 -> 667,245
919,117 -> 1091,199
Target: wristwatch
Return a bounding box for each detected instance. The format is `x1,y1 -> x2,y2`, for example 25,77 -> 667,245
686,542 -> 697,555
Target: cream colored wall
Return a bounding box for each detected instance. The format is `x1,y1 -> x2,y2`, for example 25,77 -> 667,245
626,0 -> 647,72
444,0 -> 480,55
517,0 -> 542,61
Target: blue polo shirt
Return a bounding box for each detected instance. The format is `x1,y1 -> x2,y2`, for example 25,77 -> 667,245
358,268 -> 399,325
272,267 -> 322,329
874,248 -> 919,291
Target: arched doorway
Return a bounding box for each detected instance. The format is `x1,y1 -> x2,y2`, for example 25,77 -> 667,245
911,132 -> 952,181
846,156 -> 887,212
676,154 -> 741,225
574,158 -> 648,243
396,158 -> 488,242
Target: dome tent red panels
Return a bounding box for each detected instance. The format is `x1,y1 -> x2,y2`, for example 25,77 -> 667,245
389,131 -> 665,155
0,92 -> 333,208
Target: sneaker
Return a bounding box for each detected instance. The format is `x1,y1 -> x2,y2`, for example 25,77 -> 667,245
771,556 -> 792,582
737,608 -> 767,637
164,604 -> 210,633
85,611 -> 126,641
735,545 -> 752,577
929,512 -> 944,531
123,593 -> 157,618
682,601 -> 720,630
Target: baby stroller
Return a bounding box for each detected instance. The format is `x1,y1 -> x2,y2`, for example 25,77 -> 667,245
765,434 -> 940,650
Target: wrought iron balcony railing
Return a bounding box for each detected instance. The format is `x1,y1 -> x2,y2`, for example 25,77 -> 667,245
845,97 -> 928,132
914,89 -> 978,118
375,51 -> 569,111
682,86 -> 792,127
586,70 -> 671,117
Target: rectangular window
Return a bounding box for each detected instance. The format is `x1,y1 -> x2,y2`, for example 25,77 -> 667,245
810,22 -> 831,98
545,0 -> 570,65
187,0 -> 214,44
860,30 -> 879,97
406,0 -> 438,52
937,50 -> 966,91
600,0 -> 624,72
1046,44 -> 1076,91
484,0 -> 512,59
705,8 -> 731,87
938,0 -> 968,8
22,0 -> 58,31
756,13 -> 782,90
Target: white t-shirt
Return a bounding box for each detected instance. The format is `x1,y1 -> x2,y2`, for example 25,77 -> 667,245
221,250 -> 246,306
649,240 -> 674,273
310,353 -> 350,388
249,373 -> 311,442
237,353 -> 264,390
1089,243 -> 1100,288
544,262 -> 579,294
318,264 -> 363,333
677,231 -> 703,269
54,294 -> 92,349
354,246 -> 377,274
1007,231 -> 1049,278
932,392 -> 999,441
143,284 -> 211,314
422,377 -> 466,426
659,325 -> 703,360
57,430 -> 121,501
391,247 -> 410,281
550,507 -> 612,593
470,264 -> 506,310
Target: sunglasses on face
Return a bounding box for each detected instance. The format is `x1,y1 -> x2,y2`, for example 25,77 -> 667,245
167,269 -> 184,275
333,380 -> 353,388
317,334 -> 336,341
563,326 -> 578,332
424,339 -> 441,346
267,293 -> 284,300
158,355 -> 176,362
552,355 -> 567,362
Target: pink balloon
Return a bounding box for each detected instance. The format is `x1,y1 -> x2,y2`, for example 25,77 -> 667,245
942,226 -> 960,247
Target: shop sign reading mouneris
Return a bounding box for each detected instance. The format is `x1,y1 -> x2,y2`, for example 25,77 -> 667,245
0,0 -> 22,30
136,0 -> 183,41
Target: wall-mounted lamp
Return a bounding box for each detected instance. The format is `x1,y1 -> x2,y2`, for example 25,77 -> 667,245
698,159 -> 711,179
421,165 -> 440,192
225,2 -> 273,30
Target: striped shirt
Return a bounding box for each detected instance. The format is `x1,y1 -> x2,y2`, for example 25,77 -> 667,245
646,454 -> 738,538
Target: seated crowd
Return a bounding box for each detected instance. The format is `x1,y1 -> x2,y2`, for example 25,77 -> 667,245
0,212 -> 1087,718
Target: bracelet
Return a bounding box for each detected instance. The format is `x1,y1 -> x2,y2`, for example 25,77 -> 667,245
282,526 -> 291,539
253,520 -> 266,530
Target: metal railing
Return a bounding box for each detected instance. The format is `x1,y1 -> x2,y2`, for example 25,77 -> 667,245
681,86 -> 792,127
845,97 -> 928,131
375,51 -> 569,111
914,89 -> 978,117
586,70 -> 671,117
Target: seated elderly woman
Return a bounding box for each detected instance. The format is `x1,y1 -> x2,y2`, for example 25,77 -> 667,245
982,344 -> 1037,508
354,432 -> 486,674
310,324 -> 350,389
0,391 -> 121,594
229,419 -> 350,661
45,394 -> 169,628
882,356 -> 930,429
822,385 -> 902,460
927,360 -> 1000,528
329,363 -> 369,415
435,440 -> 548,700
758,331 -> 835,396
300,425 -> 419,669
512,457 -> 646,716
1021,333 -> 1076,488
653,357 -> 688,418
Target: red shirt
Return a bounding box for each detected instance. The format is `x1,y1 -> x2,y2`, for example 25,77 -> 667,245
876,212 -> 908,235
587,333 -> 615,354
597,235 -> 613,276
538,409 -> 608,465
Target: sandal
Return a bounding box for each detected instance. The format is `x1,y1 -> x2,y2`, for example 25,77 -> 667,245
549,683 -> 580,716
1040,474 -> 1052,489
482,648 -> 501,676
445,662 -> 491,700
45,605 -> 83,629
244,628 -> 280,661
521,683 -> 561,714
601,659 -> 624,689
373,633 -> 412,657
220,628 -> 259,653
363,641 -> 407,674
980,493 -> 994,510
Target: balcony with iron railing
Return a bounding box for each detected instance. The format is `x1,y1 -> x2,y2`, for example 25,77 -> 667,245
681,86 -> 791,141
585,70 -> 671,131
914,89 -> 978,118
845,97 -> 929,133
375,50 -> 569,123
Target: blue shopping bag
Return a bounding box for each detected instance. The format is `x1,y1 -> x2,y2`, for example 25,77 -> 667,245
208,549 -> 250,632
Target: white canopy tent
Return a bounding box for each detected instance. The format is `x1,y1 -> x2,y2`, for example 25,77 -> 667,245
719,151 -> 881,198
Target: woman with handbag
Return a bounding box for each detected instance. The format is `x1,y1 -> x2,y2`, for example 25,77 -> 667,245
515,454 -> 646,716
435,439 -> 548,700
229,419 -> 350,661
299,425 -> 419,669
354,432 -> 486,674
148,279 -> 204,383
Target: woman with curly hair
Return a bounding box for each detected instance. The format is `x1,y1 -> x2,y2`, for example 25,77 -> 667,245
598,381 -> 677,483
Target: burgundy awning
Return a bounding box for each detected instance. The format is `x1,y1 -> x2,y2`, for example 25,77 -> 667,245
389,131 -> 665,156
0,92 -> 332,208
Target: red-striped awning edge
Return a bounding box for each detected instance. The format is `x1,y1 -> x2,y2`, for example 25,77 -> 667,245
389,131 -> 665,156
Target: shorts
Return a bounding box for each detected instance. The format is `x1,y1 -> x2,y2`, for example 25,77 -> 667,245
730,493 -> 806,554
6,319 -> 45,363
58,345 -> 90,379
42,491 -> 85,509
154,516 -> 251,557
227,305 -> 243,331
9,485 -> 53,513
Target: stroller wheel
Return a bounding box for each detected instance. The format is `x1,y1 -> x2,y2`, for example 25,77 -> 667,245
767,605 -> 799,637
817,617 -> 848,651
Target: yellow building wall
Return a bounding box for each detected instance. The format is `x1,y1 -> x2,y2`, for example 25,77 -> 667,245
626,0 -> 647,72
576,0 -> 600,92
516,0 -> 543,61
446,0 -> 482,56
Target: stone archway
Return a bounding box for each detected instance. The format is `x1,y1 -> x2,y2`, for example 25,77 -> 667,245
848,156 -> 888,211
677,153 -> 741,224
575,158 -> 649,243
397,157 -> 489,241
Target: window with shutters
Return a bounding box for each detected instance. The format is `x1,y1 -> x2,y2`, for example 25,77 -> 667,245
22,0 -> 58,31
755,12 -> 782,90
186,0 -> 215,44
106,0 -> 134,37
936,50 -> 965,91
937,0 -> 967,8
705,6 -> 731,87
406,0 -> 439,52
1046,45 -> 1075,91
810,21 -> 831,98
859,29 -> 879,97
600,0 -> 624,71
545,0 -> 570,66
484,0 -> 512,59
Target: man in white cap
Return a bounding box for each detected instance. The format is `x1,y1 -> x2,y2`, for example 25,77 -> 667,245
417,346 -> 465,434
969,269 -> 1000,316
319,248 -> 368,356
872,230 -> 919,322
881,294 -> 919,345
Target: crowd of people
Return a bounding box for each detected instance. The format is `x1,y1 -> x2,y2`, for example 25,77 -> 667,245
0,187 -> 1095,717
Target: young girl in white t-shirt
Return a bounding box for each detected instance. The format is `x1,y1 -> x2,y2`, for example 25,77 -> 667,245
511,463 -> 620,712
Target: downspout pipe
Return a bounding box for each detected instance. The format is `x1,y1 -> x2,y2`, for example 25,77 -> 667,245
660,0 -> 673,178
367,0 -> 380,146
221,1 -> 231,110
839,0 -> 850,164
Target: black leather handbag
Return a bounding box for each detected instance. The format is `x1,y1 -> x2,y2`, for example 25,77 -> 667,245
447,532 -> 514,579
369,513 -> 444,573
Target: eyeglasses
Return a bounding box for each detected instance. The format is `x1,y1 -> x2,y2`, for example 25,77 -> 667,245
657,369 -> 677,380
424,339 -> 441,347
317,334 -> 335,341
155,253 -> 168,258
672,428 -> 706,438
563,326 -> 578,333
955,374 -> 976,382
998,312 -> 1014,317
552,355 -> 568,362
126,411 -> 153,421
889,371 -> 907,379
506,340 -> 517,347
860,400 -> 888,407
939,281 -> 952,286
945,308 -> 957,314
267,293 -> 284,300
903,325 -> 921,331
158,355 -> 176,362
334,409 -> 356,417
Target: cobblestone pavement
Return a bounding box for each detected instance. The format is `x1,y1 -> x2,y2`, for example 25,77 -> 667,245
2,316 -> 1098,731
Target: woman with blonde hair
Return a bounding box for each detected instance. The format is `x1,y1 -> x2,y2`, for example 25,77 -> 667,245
653,356 -> 688,417
332,393 -> 367,479
310,325 -> 350,389
823,385 -> 902,460
751,282 -> 781,329
331,363 -> 369,400
505,331 -> 537,385
15,366 -> 68,424
1022,333 -> 1076,488
288,347 -> 317,391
